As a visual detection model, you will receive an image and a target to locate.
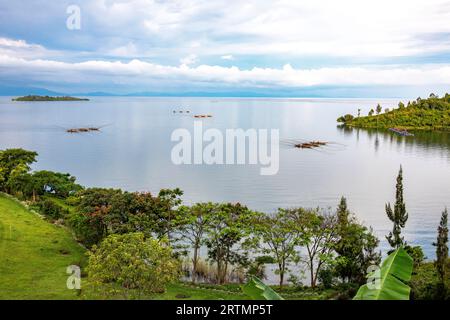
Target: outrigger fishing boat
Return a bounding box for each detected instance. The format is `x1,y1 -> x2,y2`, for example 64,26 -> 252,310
294,141 -> 328,149
66,127 -> 100,133
388,128 -> 414,136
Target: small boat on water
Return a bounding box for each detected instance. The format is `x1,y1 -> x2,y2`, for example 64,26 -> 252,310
295,141 -> 328,149
67,127 -> 100,133
389,128 -> 414,136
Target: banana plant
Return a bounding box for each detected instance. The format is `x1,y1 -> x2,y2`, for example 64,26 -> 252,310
354,247 -> 413,300
241,276 -> 284,300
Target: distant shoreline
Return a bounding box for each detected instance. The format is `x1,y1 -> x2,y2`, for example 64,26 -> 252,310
12,95 -> 89,102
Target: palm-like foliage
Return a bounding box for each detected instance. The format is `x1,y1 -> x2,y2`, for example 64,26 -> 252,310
354,247 -> 413,300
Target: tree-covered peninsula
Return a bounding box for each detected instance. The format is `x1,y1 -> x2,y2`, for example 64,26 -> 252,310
338,93 -> 450,131
12,95 -> 89,101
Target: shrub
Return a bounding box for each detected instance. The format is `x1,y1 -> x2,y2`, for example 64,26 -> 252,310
410,259 -> 450,300
33,199 -> 69,220
318,267 -> 334,289
86,233 -> 180,299
337,114 -> 354,123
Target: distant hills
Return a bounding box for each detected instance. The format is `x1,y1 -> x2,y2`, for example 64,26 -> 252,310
0,84 -> 444,99
0,86 -> 63,96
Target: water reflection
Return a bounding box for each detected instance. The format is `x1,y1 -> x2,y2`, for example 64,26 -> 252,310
337,126 -> 450,161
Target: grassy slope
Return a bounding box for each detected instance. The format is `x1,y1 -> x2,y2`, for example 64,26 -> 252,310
0,194 -> 86,299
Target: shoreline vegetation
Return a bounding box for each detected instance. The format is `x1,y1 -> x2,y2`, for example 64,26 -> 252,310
337,93 -> 450,131
0,148 -> 448,300
12,95 -> 89,101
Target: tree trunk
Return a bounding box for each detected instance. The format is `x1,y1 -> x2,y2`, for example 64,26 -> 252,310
279,261 -> 284,289
310,257 -> 315,288
192,244 -> 199,284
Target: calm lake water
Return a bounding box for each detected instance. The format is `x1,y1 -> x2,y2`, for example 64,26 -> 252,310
1,96 -> 449,263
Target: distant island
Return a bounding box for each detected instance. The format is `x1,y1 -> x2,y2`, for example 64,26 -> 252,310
338,93 -> 450,131
12,95 -> 89,101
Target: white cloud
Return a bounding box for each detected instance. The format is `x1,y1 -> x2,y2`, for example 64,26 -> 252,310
1,53 -> 449,88
78,0 -> 450,58
1,0 -> 449,66
0,37 -> 57,59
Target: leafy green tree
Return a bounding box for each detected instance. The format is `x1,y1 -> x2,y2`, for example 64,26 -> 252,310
337,196 -> 350,226
253,209 -> 299,289
205,203 -> 255,284
178,202 -> 218,283
0,149 -> 37,193
376,104 -> 382,115
404,245 -> 425,268
69,188 -> 121,246
285,208 -> 338,288
337,114 -> 355,123
153,188 -> 184,240
368,109 -> 374,116
398,101 -> 405,109
69,188 -> 185,247
87,233 -> 180,299
386,166 -> 408,249
30,170 -> 82,200
433,208 -> 448,284
5,169 -> 32,198
334,197 -> 381,284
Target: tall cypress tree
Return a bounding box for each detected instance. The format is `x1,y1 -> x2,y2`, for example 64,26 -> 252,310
433,208 -> 448,284
386,166 -> 408,249
337,196 -> 350,226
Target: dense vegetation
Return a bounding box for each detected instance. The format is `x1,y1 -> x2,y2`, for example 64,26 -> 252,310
12,95 -> 89,101
0,148 -> 448,300
337,93 -> 450,130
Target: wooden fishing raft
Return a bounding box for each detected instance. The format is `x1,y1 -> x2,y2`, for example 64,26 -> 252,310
66,127 -> 100,133
294,141 -> 328,149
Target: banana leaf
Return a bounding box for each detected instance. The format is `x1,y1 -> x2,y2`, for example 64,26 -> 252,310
241,276 -> 284,300
354,247 -> 413,300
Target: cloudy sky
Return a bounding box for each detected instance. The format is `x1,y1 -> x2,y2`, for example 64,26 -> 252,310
0,0 -> 449,96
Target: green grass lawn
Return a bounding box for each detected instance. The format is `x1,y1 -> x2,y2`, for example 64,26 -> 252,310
154,283 -> 246,300
0,194 -> 86,299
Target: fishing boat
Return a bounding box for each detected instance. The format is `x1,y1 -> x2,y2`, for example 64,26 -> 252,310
388,128 -> 414,136
194,114 -> 212,118
66,127 -> 100,133
294,141 -> 328,149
